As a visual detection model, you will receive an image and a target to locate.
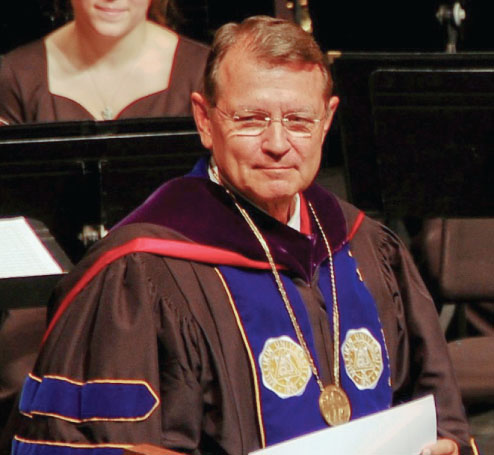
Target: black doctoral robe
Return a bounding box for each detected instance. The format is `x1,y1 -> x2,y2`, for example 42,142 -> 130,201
11,162 -> 474,454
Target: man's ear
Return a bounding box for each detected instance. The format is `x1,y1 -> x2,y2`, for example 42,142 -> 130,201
323,96 -> 339,135
191,92 -> 213,150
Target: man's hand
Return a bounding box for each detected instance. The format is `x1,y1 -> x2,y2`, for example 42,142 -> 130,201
421,438 -> 459,455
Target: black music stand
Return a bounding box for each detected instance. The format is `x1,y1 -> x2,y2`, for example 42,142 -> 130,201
370,67 -> 494,219
331,52 -> 494,217
0,117 -> 206,262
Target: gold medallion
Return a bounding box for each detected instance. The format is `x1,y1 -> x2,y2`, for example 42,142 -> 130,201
342,328 -> 383,390
259,336 -> 312,399
319,384 -> 351,426
224,192 -> 352,427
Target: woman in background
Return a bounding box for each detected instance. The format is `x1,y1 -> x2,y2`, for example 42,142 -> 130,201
0,0 -> 209,124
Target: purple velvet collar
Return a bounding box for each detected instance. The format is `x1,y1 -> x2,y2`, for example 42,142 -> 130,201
116,158 -> 348,282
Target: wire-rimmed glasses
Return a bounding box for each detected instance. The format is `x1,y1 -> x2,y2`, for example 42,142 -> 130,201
213,106 -> 325,138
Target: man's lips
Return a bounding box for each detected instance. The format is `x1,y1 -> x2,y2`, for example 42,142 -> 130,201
255,166 -> 294,171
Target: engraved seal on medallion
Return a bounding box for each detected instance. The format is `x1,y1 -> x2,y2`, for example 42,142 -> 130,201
259,336 -> 312,399
342,328 -> 383,390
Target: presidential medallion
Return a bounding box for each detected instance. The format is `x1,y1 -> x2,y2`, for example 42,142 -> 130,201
319,384 -> 351,426
259,336 -> 312,399
342,328 -> 383,390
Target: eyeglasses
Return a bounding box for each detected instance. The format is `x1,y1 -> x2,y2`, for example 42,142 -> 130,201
213,106 -> 325,138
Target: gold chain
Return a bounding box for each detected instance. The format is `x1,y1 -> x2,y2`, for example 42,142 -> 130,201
229,193 -> 325,391
308,201 -> 341,388
212,166 -> 342,391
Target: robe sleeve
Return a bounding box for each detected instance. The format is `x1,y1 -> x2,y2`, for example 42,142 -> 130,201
12,252 -> 213,455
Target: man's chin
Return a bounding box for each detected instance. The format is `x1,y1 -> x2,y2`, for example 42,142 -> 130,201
248,184 -> 299,208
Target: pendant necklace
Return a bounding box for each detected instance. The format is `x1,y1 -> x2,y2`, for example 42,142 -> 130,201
213,169 -> 351,426
85,56 -> 141,121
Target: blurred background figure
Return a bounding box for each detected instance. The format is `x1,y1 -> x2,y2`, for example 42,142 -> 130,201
0,0 -> 209,124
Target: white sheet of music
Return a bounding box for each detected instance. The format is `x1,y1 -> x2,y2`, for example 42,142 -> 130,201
0,217 -> 63,278
250,395 -> 437,455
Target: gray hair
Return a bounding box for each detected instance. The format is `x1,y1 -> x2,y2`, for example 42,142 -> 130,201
203,15 -> 332,105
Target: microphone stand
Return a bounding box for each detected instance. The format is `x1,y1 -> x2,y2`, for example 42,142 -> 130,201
436,1 -> 466,53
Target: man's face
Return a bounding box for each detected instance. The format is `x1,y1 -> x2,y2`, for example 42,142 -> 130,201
193,47 -> 338,220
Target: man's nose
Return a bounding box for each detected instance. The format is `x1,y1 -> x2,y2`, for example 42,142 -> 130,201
262,120 -> 290,155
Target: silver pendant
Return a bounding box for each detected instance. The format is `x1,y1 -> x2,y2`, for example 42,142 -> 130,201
102,106 -> 114,120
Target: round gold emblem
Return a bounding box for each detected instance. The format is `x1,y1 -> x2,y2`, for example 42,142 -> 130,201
319,384 -> 352,426
259,336 -> 312,398
342,328 -> 383,390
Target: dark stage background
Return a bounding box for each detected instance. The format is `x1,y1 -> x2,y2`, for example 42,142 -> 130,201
0,1 -> 492,54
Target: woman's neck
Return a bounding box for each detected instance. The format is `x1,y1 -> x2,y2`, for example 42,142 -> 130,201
73,20 -> 149,68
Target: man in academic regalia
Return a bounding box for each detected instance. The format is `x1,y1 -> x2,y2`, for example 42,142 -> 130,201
11,15 -> 475,455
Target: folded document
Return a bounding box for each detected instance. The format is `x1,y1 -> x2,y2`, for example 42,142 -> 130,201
250,395 -> 436,455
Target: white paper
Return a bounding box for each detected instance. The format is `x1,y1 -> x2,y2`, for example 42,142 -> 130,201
250,395 -> 437,455
0,217 -> 63,278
